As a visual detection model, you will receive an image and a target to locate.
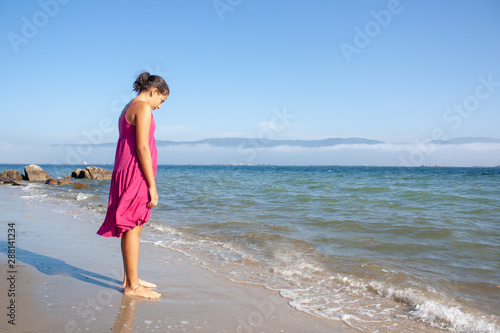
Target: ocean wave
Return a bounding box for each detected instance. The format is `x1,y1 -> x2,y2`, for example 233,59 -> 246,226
413,301 -> 500,333
144,219 -> 500,332
76,192 -> 95,201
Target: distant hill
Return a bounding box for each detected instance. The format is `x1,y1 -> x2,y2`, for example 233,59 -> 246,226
52,136 -> 499,148
155,137 -> 384,148
429,137 -> 500,145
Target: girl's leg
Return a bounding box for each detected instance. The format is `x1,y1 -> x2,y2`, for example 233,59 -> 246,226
121,225 -> 160,299
121,225 -> 141,287
121,226 -> 158,289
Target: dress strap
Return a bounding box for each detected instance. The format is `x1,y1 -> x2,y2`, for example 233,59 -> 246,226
121,101 -> 140,119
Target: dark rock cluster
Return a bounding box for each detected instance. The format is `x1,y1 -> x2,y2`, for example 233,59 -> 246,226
0,165 -> 112,189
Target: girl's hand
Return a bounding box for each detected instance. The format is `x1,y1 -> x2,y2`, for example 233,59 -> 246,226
147,186 -> 158,208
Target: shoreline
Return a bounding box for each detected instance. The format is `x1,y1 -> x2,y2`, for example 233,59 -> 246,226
0,186 -> 355,332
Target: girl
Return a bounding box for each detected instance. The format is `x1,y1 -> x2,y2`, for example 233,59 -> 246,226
97,72 -> 169,299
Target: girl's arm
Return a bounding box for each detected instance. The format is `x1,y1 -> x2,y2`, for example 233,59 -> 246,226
134,102 -> 158,208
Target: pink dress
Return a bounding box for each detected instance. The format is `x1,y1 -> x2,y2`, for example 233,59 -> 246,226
97,101 -> 158,238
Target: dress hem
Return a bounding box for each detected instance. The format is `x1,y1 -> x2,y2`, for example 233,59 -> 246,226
96,219 -> 148,238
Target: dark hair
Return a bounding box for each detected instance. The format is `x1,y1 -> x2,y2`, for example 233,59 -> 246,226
133,72 -> 169,95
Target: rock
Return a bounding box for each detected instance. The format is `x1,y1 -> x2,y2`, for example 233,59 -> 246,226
74,182 -> 91,189
1,177 -> 13,184
71,166 -> 112,180
24,164 -> 51,181
46,178 -> 73,185
71,168 -> 84,178
1,177 -> 16,184
0,177 -> 25,186
0,169 -> 23,181
85,166 -> 112,180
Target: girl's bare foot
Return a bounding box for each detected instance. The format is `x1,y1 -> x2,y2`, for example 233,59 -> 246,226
123,283 -> 161,299
122,278 -> 157,289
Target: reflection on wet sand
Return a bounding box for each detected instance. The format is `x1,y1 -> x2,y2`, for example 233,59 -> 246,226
112,295 -> 147,333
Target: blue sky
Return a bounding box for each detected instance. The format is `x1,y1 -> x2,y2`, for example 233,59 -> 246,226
1,0 -> 499,165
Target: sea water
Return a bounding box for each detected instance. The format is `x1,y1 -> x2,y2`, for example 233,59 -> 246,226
4,164 -> 500,332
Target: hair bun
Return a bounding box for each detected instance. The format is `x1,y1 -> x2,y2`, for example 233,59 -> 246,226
132,71 -> 169,95
133,72 -> 151,93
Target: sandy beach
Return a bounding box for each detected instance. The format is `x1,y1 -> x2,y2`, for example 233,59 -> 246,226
0,185 -> 355,333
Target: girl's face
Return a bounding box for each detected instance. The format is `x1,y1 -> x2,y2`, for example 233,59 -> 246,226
150,89 -> 168,110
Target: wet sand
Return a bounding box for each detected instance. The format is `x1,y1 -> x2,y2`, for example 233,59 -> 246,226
0,185 -> 356,332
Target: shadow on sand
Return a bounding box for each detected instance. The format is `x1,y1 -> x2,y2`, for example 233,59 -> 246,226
0,240 -> 121,291
0,241 -> 162,332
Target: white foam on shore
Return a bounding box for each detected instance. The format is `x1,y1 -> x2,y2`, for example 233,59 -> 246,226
413,301 -> 500,333
20,182 -> 47,200
144,220 -> 500,333
76,192 -> 93,201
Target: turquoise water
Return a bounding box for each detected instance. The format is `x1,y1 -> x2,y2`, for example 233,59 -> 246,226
4,164 -> 500,332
